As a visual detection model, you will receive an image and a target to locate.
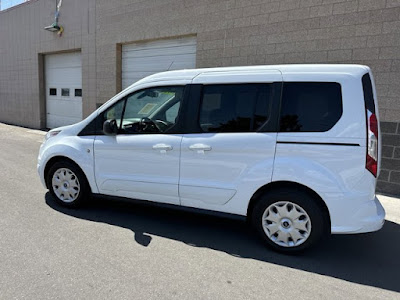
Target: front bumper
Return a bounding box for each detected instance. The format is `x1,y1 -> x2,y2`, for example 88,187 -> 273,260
37,162 -> 47,189
37,142 -> 47,189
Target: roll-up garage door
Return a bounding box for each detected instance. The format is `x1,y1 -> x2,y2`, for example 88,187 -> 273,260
122,36 -> 197,89
45,52 -> 82,129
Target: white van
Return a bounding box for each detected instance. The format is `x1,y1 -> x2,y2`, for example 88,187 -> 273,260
38,65 -> 385,253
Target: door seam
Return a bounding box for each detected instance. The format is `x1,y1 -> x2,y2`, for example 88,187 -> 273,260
178,135 -> 184,205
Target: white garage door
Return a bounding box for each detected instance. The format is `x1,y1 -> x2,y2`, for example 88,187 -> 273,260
122,36 -> 197,89
45,52 -> 82,129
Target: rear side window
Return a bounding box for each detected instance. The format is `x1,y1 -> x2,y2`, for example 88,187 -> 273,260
362,74 -> 376,114
199,84 -> 272,133
279,82 -> 342,132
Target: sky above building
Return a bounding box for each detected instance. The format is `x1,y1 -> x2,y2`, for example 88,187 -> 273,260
1,0 -> 27,10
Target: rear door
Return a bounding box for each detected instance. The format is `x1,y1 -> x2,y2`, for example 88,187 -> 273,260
179,71 -> 282,214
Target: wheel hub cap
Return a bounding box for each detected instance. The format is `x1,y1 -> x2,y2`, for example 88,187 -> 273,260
51,168 -> 80,203
262,201 -> 312,248
281,218 -> 291,229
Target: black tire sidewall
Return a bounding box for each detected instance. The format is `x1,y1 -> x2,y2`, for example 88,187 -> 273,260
252,189 -> 326,253
46,161 -> 89,208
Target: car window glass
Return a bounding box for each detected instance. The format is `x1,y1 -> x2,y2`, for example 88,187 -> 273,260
279,82 -> 342,132
121,86 -> 184,134
362,74 -> 375,114
199,84 -> 272,133
165,101 -> 181,123
102,100 -> 124,129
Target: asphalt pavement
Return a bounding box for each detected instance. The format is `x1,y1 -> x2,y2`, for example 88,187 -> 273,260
0,122 -> 399,300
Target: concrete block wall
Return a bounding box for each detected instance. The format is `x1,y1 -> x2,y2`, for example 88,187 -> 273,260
378,122 -> 400,196
0,0 -> 96,128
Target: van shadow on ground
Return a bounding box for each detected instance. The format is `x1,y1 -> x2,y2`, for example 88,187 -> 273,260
45,193 -> 400,293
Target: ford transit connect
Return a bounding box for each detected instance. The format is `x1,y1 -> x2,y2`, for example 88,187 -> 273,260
38,65 -> 385,253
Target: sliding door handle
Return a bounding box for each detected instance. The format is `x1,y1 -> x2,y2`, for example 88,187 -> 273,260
152,144 -> 173,153
189,143 -> 212,154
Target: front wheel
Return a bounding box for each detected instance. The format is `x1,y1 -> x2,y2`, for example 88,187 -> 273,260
46,160 -> 90,208
251,189 -> 326,253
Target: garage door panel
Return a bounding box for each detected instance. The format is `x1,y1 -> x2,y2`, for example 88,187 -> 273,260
45,52 -> 82,129
122,54 -> 196,70
46,115 -> 81,129
46,53 -> 81,68
46,99 -> 82,118
123,38 -> 196,52
122,45 -> 196,59
122,74 -> 154,88
122,60 -> 196,81
122,59 -> 195,77
122,36 -> 196,89
46,68 -> 82,86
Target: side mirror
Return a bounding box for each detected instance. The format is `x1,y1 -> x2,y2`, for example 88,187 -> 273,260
103,119 -> 118,136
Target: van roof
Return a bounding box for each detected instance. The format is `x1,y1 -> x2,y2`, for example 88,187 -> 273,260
134,64 -> 370,86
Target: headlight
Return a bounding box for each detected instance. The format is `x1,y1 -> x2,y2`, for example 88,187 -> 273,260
45,130 -> 61,141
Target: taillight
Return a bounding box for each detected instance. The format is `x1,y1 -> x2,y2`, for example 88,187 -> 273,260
366,111 -> 378,177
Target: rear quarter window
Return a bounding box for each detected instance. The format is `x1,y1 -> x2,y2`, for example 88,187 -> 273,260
362,74 -> 376,114
279,82 -> 343,132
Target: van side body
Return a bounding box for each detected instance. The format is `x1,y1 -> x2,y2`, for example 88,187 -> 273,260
38,64 -> 385,238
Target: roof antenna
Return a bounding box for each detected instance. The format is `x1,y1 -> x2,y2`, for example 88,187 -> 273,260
167,61 -> 174,71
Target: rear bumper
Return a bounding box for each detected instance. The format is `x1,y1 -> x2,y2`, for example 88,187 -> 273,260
331,196 -> 385,234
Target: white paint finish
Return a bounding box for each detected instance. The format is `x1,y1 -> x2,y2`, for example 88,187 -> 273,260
37,134 -> 97,194
179,70 -> 282,211
93,134 -> 183,205
132,64 -> 369,88
179,185 -> 237,205
192,69 -> 282,84
122,36 -> 197,89
272,143 -> 380,232
37,64 -> 385,237
273,69 -> 381,233
330,196 -> 385,234
179,133 -> 277,210
45,52 -> 82,129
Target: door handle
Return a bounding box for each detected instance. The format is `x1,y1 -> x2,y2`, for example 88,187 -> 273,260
152,144 -> 173,153
189,143 -> 212,154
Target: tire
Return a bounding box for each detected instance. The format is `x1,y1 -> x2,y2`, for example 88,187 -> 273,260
251,188 -> 326,254
46,160 -> 90,208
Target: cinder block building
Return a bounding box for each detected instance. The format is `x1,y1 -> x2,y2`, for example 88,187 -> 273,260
0,0 -> 399,195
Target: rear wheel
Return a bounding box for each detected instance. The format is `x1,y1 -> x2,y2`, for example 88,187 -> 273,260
46,160 -> 89,208
251,189 -> 326,253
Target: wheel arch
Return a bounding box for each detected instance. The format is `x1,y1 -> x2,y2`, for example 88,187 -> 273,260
247,181 -> 331,233
44,156 -> 92,192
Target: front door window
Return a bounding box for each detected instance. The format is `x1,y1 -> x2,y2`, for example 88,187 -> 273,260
121,86 -> 184,134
